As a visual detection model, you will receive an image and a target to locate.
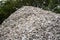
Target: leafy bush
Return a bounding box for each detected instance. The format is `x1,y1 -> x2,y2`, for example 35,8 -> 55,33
0,0 -> 60,24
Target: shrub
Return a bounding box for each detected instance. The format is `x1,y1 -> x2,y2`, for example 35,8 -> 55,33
0,0 -> 60,24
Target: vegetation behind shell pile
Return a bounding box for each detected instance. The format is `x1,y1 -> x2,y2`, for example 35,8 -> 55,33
0,0 -> 60,24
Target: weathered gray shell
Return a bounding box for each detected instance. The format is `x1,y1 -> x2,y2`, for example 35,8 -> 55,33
0,6 -> 60,40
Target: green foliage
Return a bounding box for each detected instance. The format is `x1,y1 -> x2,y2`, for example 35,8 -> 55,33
0,0 -> 60,24
0,0 -> 16,24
